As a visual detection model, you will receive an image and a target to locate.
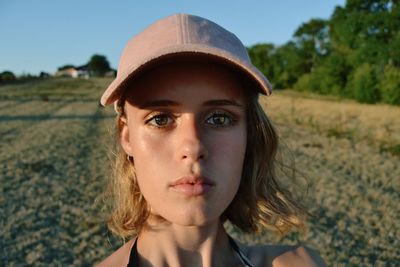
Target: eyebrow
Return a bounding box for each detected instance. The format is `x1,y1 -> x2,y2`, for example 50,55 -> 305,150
139,99 -> 243,109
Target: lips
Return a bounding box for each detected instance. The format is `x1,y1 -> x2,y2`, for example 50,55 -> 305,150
169,176 -> 215,196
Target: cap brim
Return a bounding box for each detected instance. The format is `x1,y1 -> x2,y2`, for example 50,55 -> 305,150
100,44 -> 272,107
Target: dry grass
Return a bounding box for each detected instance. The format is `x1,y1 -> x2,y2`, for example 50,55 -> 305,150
1,79 -> 399,266
261,90 -> 400,154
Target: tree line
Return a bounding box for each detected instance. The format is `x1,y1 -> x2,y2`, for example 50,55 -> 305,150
0,54 -> 113,83
248,0 -> 400,105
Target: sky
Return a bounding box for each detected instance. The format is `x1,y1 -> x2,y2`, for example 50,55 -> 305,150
0,0 -> 345,76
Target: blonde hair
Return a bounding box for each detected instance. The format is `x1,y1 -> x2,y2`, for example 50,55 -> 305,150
223,93 -> 307,234
101,61 -> 308,239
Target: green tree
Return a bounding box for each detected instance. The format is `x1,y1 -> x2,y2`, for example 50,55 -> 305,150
330,0 -> 398,67
294,19 -> 330,72
273,41 -> 306,88
0,71 -> 16,83
379,66 -> 400,105
247,43 -> 276,81
39,71 -> 50,78
297,52 -> 350,95
87,54 -> 111,76
250,0 -> 400,106
347,63 -> 380,103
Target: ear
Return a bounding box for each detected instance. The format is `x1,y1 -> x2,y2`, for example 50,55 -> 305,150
119,116 -> 135,156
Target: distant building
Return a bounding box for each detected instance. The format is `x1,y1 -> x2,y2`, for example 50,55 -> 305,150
55,65 -> 89,78
55,67 -> 78,78
104,69 -> 117,77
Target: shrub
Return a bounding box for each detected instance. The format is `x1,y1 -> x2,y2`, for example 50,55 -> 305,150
379,66 -> 400,105
347,63 -> 380,104
294,74 -> 312,91
0,71 -> 16,83
87,54 -> 111,77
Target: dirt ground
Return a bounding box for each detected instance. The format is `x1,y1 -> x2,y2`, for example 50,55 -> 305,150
1,78 -> 399,266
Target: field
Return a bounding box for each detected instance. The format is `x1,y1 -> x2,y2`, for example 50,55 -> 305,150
1,78 -> 399,266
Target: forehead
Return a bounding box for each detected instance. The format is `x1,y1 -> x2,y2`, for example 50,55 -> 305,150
122,59 -> 249,106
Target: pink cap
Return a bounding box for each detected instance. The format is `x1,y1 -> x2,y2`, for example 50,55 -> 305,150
100,13 -> 272,107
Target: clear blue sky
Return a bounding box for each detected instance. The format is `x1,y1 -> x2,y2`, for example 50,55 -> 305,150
0,0 -> 345,76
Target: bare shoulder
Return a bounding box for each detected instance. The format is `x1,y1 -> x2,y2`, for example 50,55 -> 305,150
268,245 -> 327,267
239,242 -> 326,267
95,239 -> 135,267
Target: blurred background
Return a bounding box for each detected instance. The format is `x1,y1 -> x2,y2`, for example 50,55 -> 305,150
1,0 -> 399,266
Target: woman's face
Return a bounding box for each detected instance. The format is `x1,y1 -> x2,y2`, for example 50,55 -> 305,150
120,61 -> 247,227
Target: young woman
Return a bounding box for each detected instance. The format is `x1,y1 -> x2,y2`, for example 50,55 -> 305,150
97,14 -> 325,267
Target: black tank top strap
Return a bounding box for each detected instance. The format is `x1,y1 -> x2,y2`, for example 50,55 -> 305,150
127,238 -> 138,267
127,236 -> 255,267
228,235 -> 255,267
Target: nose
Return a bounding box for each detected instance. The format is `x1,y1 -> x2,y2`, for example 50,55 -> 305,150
177,114 -> 208,162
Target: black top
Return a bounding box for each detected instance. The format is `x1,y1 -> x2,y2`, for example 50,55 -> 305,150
127,236 -> 254,267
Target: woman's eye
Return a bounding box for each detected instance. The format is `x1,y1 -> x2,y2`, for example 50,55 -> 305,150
206,112 -> 235,127
146,114 -> 173,128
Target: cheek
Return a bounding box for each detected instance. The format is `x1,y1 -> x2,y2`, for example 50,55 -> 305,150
128,130 -> 173,210
206,128 -> 247,212
205,127 -> 247,203
129,128 -> 170,174
130,130 -> 162,156
207,128 -> 247,165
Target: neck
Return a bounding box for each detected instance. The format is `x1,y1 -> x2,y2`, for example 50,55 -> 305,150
136,217 -> 238,267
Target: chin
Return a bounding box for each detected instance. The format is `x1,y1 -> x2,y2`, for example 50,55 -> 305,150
161,207 -> 222,227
